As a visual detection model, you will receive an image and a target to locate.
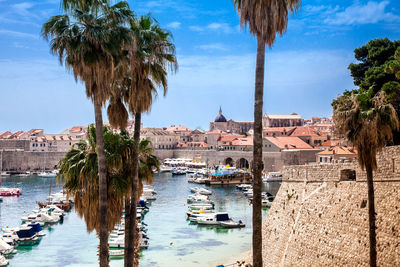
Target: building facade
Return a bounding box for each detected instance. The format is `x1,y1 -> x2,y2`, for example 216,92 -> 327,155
263,114 -> 304,128
209,107 -> 253,134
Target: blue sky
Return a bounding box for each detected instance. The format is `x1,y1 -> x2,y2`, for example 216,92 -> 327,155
0,0 -> 399,133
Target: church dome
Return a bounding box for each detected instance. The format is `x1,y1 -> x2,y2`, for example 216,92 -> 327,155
214,107 -> 227,122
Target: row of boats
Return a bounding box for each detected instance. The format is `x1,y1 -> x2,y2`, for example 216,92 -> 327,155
236,184 -> 274,208
1,170 -> 58,178
186,188 -> 245,228
107,185 -> 157,259
0,191 -> 73,266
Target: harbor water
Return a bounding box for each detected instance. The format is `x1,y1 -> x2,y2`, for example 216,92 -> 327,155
0,174 -> 281,267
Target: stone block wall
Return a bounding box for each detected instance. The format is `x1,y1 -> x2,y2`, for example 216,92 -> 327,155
259,145 -> 400,266
1,151 -> 65,171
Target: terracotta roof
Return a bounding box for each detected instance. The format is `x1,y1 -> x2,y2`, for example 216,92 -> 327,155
265,136 -> 313,150
70,126 -> 85,133
8,131 -> 25,139
187,142 -> 208,148
166,125 -> 192,132
232,137 -> 253,146
317,146 -> 357,156
218,135 -> 246,142
0,131 -> 12,139
176,142 -> 187,148
321,139 -> 343,147
207,129 -> 226,135
289,126 -> 326,137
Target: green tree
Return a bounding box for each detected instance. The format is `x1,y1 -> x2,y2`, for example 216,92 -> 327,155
42,2 -> 133,265
107,15 -> 177,267
233,1 -> 300,266
332,91 -> 399,267
347,38 -> 400,143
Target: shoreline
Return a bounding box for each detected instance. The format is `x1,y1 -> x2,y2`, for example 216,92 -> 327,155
209,250 -> 250,267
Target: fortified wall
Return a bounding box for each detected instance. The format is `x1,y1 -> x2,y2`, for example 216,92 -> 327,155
0,150 -> 65,172
154,149 -> 319,171
260,145 -> 400,266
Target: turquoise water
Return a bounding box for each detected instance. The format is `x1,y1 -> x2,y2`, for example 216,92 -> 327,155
0,174 -> 280,267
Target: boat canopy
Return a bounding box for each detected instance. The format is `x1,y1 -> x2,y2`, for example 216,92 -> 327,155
216,213 -> 229,221
28,222 -> 43,233
16,227 -> 35,238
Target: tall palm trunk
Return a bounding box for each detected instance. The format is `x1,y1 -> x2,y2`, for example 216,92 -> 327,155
124,197 -> 131,266
252,36 -> 265,267
366,164 -> 377,267
94,94 -> 109,267
125,112 -> 141,267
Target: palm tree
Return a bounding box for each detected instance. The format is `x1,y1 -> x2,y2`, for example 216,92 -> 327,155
233,1 -> 300,266
332,91 -> 399,266
58,125 -> 130,232
106,15 -> 177,266
42,2 -> 133,266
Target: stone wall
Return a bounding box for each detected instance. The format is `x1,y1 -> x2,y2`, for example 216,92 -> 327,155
154,149 -> 319,172
1,150 -> 65,171
259,145 -> 400,266
0,140 -> 30,151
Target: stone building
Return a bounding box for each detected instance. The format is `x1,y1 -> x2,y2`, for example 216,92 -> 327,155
140,128 -> 180,149
262,113 -> 303,128
263,136 -> 313,152
316,145 -> 357,163
289,126 -> 328,146
209,107 -> 253,134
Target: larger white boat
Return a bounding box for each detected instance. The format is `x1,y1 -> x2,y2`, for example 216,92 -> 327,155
159,165 -> 172,173
196,212 -> 231,225
0,254 -> 8,267
38,172 -> 56,178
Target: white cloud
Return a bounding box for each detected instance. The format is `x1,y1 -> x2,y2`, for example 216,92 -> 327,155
167,21 -> 181,29
0,29 -> 38,39
197,43 -> 228,51
189,23 -> 236,34
324,1 -> 400,25
12,2 -> 35,16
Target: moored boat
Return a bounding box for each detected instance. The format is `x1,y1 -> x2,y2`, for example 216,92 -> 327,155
0,254 -> 8,267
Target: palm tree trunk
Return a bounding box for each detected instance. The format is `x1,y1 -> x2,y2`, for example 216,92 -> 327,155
366,164 -> 377,267
124,197 -> 131,266
94,95 -> 109,267
252,35 -> 265,267
125,112 -> 141,267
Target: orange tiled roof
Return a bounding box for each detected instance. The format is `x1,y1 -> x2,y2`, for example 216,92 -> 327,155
317,146 -> 357,156
176,142 -> 187,148
289,126 -> 326,137
0,131 -> 12,139
166,125 -> 192,132
265,136 -> 313,150
218,135 -> 245,142
207,129 -> 226,135
232,137 -> 253,146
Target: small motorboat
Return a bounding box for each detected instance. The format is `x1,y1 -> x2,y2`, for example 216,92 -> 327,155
0,187 -> 21,196
220,219 -> 246,228
262,199 -> 272,208
188,203 -> 214,210
190,187 -> 200,193
109,249 -> 124,259
198,188 -> 212,196
37,172 -> 56,178
0,238 -> 17,256
196,212 -> 231,225
16,227 -> 40,246
0,254 -> 8,267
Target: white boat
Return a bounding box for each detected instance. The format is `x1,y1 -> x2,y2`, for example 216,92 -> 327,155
198,188 -> 212,196
190,187 -> 200,193
262,199 -> 273,208
159,165 -> 172,173
0,238 -> 16,256
188,203 -> 214,210
187,194 -> 213,204
0,172 -> 10,177
196,212 -> 231,225
0,254 -> 8,267
16,172 -> 30,177
38,172 -> 56,178
220,219 -> 245,228
236,184 -> 252,190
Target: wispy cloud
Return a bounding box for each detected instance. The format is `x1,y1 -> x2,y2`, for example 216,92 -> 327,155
0,29 -> 38,39
324,1 -> 400,25
197,43 -> 228,51
189,23 -> 236,34
167,21 -> 181,29
12,2 -> 35,16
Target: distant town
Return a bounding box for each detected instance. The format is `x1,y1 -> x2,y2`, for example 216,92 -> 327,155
0,107 -> 357,173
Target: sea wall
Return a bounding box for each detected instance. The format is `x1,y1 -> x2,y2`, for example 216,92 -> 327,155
260,145 -> 400,266
1,150 -> 65,171
154,149 -> 319,172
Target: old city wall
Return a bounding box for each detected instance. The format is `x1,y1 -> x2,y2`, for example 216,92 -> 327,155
1,150 -> 65,171
0,140 -> 30,151
260,145 -> 400,266
154,149 -> 319,171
